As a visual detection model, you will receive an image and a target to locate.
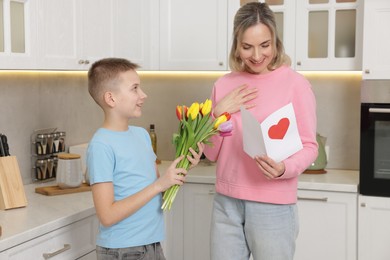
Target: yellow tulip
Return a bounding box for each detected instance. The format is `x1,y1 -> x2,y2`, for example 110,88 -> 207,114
201,99 -> 212,116
187,102 -> 200,120
214,114 -> 228,129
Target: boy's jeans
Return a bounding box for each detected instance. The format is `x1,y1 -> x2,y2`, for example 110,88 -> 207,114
96,242 -> 165,260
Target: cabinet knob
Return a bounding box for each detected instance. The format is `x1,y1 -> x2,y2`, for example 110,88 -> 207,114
364,69 -> 370,74
85,60 -> 90,65
297,61 -> 302,66
361,202 -> 366,207
209,189 -> 216,195
219,62 -> 224,66
78,60 -> 85,65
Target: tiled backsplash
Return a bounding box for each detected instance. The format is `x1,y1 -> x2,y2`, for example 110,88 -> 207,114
0,71 -> 361,184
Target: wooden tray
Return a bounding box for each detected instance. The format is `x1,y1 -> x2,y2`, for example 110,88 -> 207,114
303,169 -> 327,174
35,183 -> 91,196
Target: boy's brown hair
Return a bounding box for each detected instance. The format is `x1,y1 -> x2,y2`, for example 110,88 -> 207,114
88,58 -> 140,107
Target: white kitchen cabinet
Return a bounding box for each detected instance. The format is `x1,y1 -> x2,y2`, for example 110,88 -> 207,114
0,0 -> 37,69
361,0 -> 390,79
36,0 -> 158,70
358,195 -> 390,260
1,215 -> 98,260
159,0 -> 228,70
294,0 -> 363,71
231,0 -> 362,71
166,185 -> 358,260
77,250 -> 97,260
182,183 -> 215,260
36,0 -> 78,70
164,183 -> 215,260
295,189 -> 357,260
111,0 -> 159,70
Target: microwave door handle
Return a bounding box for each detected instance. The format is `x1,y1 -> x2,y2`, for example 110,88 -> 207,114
369,108 -> 390,114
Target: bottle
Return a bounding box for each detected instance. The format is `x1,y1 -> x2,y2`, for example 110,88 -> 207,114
149,124 -> 157,155
149,124 -> 161,164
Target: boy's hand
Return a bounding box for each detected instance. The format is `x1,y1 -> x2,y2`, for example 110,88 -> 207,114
188,142 -> 205,170
155,156 -> 187,192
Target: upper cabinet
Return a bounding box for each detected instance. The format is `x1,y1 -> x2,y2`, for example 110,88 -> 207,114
111,0 -> 159,70
159,0 -> 228,70
0,0 -> 36,69
295,0 -> 363,71
362,0 -> 390,79
36,0 -> 158,70
256,0 -> 363,71
0,0 -> 366,71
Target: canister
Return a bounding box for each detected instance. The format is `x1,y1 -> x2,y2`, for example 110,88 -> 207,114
56,153 -> 83,189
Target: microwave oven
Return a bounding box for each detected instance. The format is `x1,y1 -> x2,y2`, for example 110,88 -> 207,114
360,81 -> 390,197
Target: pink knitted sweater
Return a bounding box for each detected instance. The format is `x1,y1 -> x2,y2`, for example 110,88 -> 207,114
204,65 -> 318,204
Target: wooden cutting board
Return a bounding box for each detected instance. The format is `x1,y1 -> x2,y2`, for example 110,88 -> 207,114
35,183 -> 91,196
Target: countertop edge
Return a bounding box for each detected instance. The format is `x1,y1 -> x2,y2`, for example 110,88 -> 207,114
0,207 -> 95,252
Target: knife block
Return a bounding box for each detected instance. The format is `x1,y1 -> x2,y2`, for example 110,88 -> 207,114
0,156 -> 27,210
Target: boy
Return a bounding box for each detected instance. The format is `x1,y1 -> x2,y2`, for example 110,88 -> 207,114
87,58 -> 204,260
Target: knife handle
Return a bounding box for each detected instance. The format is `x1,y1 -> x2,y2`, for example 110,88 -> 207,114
1,134 -> 10,156
0,134 -> 5,157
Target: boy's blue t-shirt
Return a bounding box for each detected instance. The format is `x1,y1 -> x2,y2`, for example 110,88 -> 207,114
87,126 -> 163,248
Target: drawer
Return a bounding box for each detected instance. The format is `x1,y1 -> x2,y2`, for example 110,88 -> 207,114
2,215 -> 98,260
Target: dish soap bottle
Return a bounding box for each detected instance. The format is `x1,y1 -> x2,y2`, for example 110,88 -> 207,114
149,124 -> 161,164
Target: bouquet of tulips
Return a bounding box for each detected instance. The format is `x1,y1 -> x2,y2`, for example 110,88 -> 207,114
162,99 -> 233,211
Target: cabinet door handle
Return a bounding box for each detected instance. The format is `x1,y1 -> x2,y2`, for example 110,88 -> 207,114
208,190 -> 216,195
369,108 -> 390,114
298,196 -> 328,202
43,244 -> 71,259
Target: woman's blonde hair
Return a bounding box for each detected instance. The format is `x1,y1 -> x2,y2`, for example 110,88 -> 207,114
229,2 -> 291,72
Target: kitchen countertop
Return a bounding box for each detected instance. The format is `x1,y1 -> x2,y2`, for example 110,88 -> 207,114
0,182 -> 95,252
158,160 -> 359,193
0,161 -> 359,252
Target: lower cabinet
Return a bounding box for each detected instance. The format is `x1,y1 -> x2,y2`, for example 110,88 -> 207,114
165,184 -> 358,260
295,190 -> 357,260
77,250 -> 97,260
1,214 -> 98,260
358,195 -> 390,260
164,183 -> 215,260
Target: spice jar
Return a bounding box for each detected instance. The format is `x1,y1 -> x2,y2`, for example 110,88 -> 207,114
58,131 -> 66,152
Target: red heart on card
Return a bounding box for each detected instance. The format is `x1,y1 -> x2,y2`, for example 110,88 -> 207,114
268,118 -> 290,139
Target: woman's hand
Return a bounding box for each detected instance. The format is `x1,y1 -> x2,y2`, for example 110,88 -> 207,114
213,84 -> 258,117
187,142 -> 205,170
254,155 -> 285,179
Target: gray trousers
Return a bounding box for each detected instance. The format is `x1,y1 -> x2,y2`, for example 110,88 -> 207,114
96,242 -> 165,260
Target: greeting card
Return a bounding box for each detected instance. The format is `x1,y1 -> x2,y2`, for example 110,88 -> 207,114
241,103 -> 303,162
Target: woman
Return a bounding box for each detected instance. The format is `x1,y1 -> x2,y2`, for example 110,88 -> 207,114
203,3 -> 318,260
